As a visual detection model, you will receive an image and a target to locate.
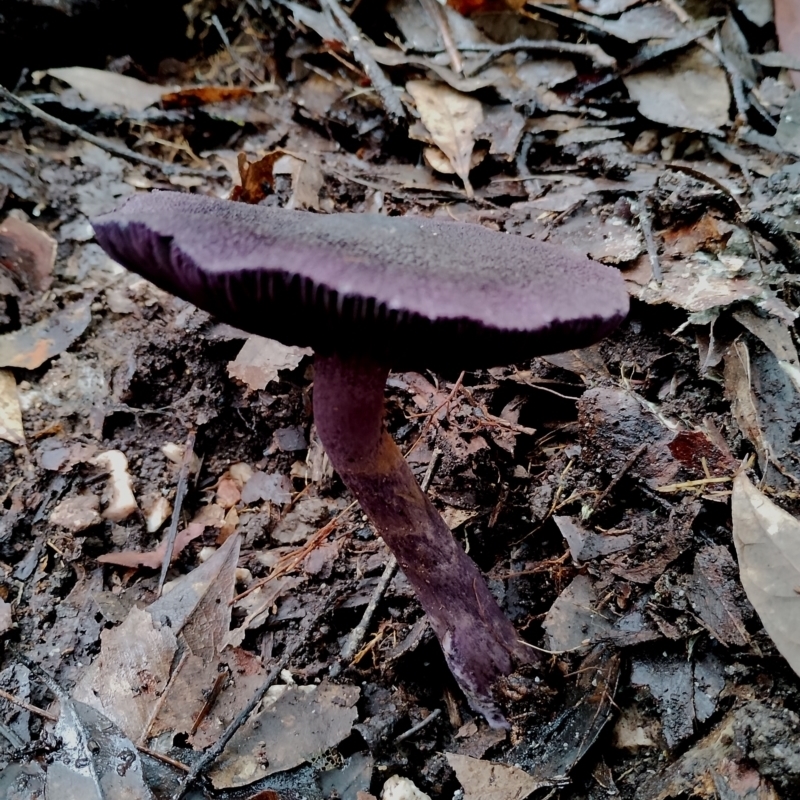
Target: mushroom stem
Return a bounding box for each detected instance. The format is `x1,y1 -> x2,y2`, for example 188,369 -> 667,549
313,352 -> 532,727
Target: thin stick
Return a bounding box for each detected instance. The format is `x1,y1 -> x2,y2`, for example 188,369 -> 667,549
137,744 -> 191,773
463,38 -> 615,77
210,14 -> 261,85
341,556 -> 397,663
0,84 -> 218,177
157,430 -> 196,597
0,687 -> 58,722
637,191 -> 663,284
587,444 -> 647,516
418,0 -> 462,73
405,371 -> 464,457
394,708 -> 442,742
316,0 -> 406,122
231,500 -> 357,604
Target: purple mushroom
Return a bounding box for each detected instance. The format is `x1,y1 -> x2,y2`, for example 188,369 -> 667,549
92,191 -> 628,727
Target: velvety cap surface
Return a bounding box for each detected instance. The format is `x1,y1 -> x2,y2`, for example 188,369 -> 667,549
93,191 -> 628,368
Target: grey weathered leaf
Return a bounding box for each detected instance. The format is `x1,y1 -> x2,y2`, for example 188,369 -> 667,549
732,473 -> 800,677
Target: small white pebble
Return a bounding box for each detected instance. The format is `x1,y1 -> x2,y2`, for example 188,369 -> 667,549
381,775 -> 431,800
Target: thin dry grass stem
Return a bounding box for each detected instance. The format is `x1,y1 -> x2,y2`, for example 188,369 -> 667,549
404,371 -> 465,457
457,384 -> 537,436
351,620 -> 392,665
231,500 -> 357,604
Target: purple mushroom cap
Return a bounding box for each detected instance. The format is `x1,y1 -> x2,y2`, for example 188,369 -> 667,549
92,191 -> 628,368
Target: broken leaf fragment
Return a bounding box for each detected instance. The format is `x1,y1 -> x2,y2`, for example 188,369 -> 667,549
623,47 -> 731,134
406,80 -> 483,197
227,335 -> 312,391
209,680 -> 360,788
445,754 -> 542,800
46,66 -> 175,112
0,297 -> 92,370
732,473 -> 800,677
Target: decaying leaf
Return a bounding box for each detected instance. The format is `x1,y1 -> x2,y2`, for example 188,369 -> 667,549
48,695 -> 154,800
209,681 -> 360,788
543,574 -> 613,651
0,214 -> 56,291
227,335 -> 313,391
406,80 -> 483,197
623,47 -> 731,133
0,297 -> 92,370
732,474 -> 800,677
46,66 -> 174,112
445,754 -> 542,800
74,535 -> 241,740
97,522 -> 204,569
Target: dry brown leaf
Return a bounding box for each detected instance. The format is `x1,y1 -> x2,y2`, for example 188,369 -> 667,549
161,86 -> 254,109
75,535 -> 241,740
97,522 -> 204,569
724,340 -> 771,473
406,80 -> 483,197
231,150 -> 284,204
445,754 -> 541,800
732,474 -> 800,677
0,214 -> 56,291
227,335 -> 312,391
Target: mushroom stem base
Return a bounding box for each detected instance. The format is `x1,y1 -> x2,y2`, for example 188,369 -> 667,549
313,352 -> 532,728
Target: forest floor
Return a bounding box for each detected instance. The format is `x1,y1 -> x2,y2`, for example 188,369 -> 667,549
2,0 -> 800,798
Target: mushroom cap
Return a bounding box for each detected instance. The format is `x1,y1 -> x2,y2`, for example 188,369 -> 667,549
93,191 -> 628,369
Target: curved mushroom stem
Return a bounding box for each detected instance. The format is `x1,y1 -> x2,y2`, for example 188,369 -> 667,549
313,352 -> 533,728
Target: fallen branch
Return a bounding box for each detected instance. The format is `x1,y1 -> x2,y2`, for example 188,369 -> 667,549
0,84 -> 219,177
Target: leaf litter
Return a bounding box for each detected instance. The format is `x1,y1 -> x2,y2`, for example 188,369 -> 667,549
4,0 -> 800,796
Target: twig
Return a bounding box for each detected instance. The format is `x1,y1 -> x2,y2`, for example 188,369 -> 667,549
463,38 -> 615,77
587,444 -> 647,516
231,500 -> 357,604
157,430 -> 196,597
418,0 -> 462,73
210,14 -> 261,85
0,687 -> 57,722
405,372 -> 464,457
190,666 -> 229,736
637,191 -> 662,284
340,556 -> 398,664
0,84 -> 218,177
656,475 -> 732,493
137,744 -> 191,773
316,0 -> 406,123
394,708 -> 442,742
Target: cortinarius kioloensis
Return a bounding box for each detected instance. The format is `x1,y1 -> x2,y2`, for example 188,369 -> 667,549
93,191 -> 628,727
